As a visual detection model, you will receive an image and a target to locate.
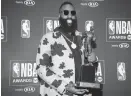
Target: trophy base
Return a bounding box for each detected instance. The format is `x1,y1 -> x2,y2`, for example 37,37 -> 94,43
76,82 -> 101,89
75,82 -> 103,95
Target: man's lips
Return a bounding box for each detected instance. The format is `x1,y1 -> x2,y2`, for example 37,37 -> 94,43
67,19 -> 72,26
67,19 -> 72,23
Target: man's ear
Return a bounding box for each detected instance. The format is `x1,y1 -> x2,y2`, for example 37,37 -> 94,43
58,15 -> 60,18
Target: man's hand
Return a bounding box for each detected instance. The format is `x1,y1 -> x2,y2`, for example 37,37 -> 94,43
88,52 -> 97,63
65,83 -> 88,95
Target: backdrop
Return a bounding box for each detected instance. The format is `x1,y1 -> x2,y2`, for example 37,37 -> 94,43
1,0 -> 131,96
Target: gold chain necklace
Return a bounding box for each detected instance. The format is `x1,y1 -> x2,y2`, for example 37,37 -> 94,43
61,33 -> 77,49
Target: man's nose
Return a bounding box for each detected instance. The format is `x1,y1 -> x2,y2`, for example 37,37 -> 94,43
67,12 -> 72,18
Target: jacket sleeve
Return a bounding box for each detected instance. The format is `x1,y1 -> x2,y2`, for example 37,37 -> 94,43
36,33 -> 68,94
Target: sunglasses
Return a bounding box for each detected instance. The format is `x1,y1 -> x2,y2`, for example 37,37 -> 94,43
63,10 -> 76,16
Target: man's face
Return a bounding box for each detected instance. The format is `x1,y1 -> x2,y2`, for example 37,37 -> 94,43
59,4 -> 77,32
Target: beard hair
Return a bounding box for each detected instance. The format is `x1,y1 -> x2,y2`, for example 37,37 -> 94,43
59,17 -> 77,34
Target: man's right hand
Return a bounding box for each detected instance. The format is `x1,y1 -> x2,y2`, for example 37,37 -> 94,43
65,83 -> 89,95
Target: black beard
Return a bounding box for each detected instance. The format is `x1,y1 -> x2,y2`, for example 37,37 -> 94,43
59,17 -> 77,35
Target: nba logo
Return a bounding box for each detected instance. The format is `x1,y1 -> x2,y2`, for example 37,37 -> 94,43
21,19 -> 30,38
46,20 -> 53,33
108,20 -> 115,35
85,21 -> 94,32
12,62 -> 20,78
117,62 -> 126,81
1,16 -> 7,42
1,18 -> 4,40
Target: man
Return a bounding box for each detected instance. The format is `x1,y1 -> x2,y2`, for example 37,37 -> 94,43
36,1 -> 98,96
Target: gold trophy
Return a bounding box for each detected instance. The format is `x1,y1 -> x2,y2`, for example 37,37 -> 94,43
76,21 -> 101,89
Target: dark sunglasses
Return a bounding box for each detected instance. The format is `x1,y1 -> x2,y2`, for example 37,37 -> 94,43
63,10 -> 76,16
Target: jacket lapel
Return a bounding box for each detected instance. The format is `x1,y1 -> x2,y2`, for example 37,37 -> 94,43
60,34 -> 73,54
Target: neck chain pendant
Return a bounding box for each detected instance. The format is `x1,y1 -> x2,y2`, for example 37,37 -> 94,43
61,33 -> 77,49
71,42 -> 77,49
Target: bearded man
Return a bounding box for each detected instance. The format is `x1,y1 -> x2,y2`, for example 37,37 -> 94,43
36,1 -> 100,96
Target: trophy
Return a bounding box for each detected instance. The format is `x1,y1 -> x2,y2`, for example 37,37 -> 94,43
76,21 -> 101,90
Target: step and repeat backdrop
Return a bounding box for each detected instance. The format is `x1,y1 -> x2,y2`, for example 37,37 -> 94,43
1,0 -> 131,96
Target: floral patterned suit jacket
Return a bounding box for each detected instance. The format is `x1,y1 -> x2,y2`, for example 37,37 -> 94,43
36,29 -> 91,96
